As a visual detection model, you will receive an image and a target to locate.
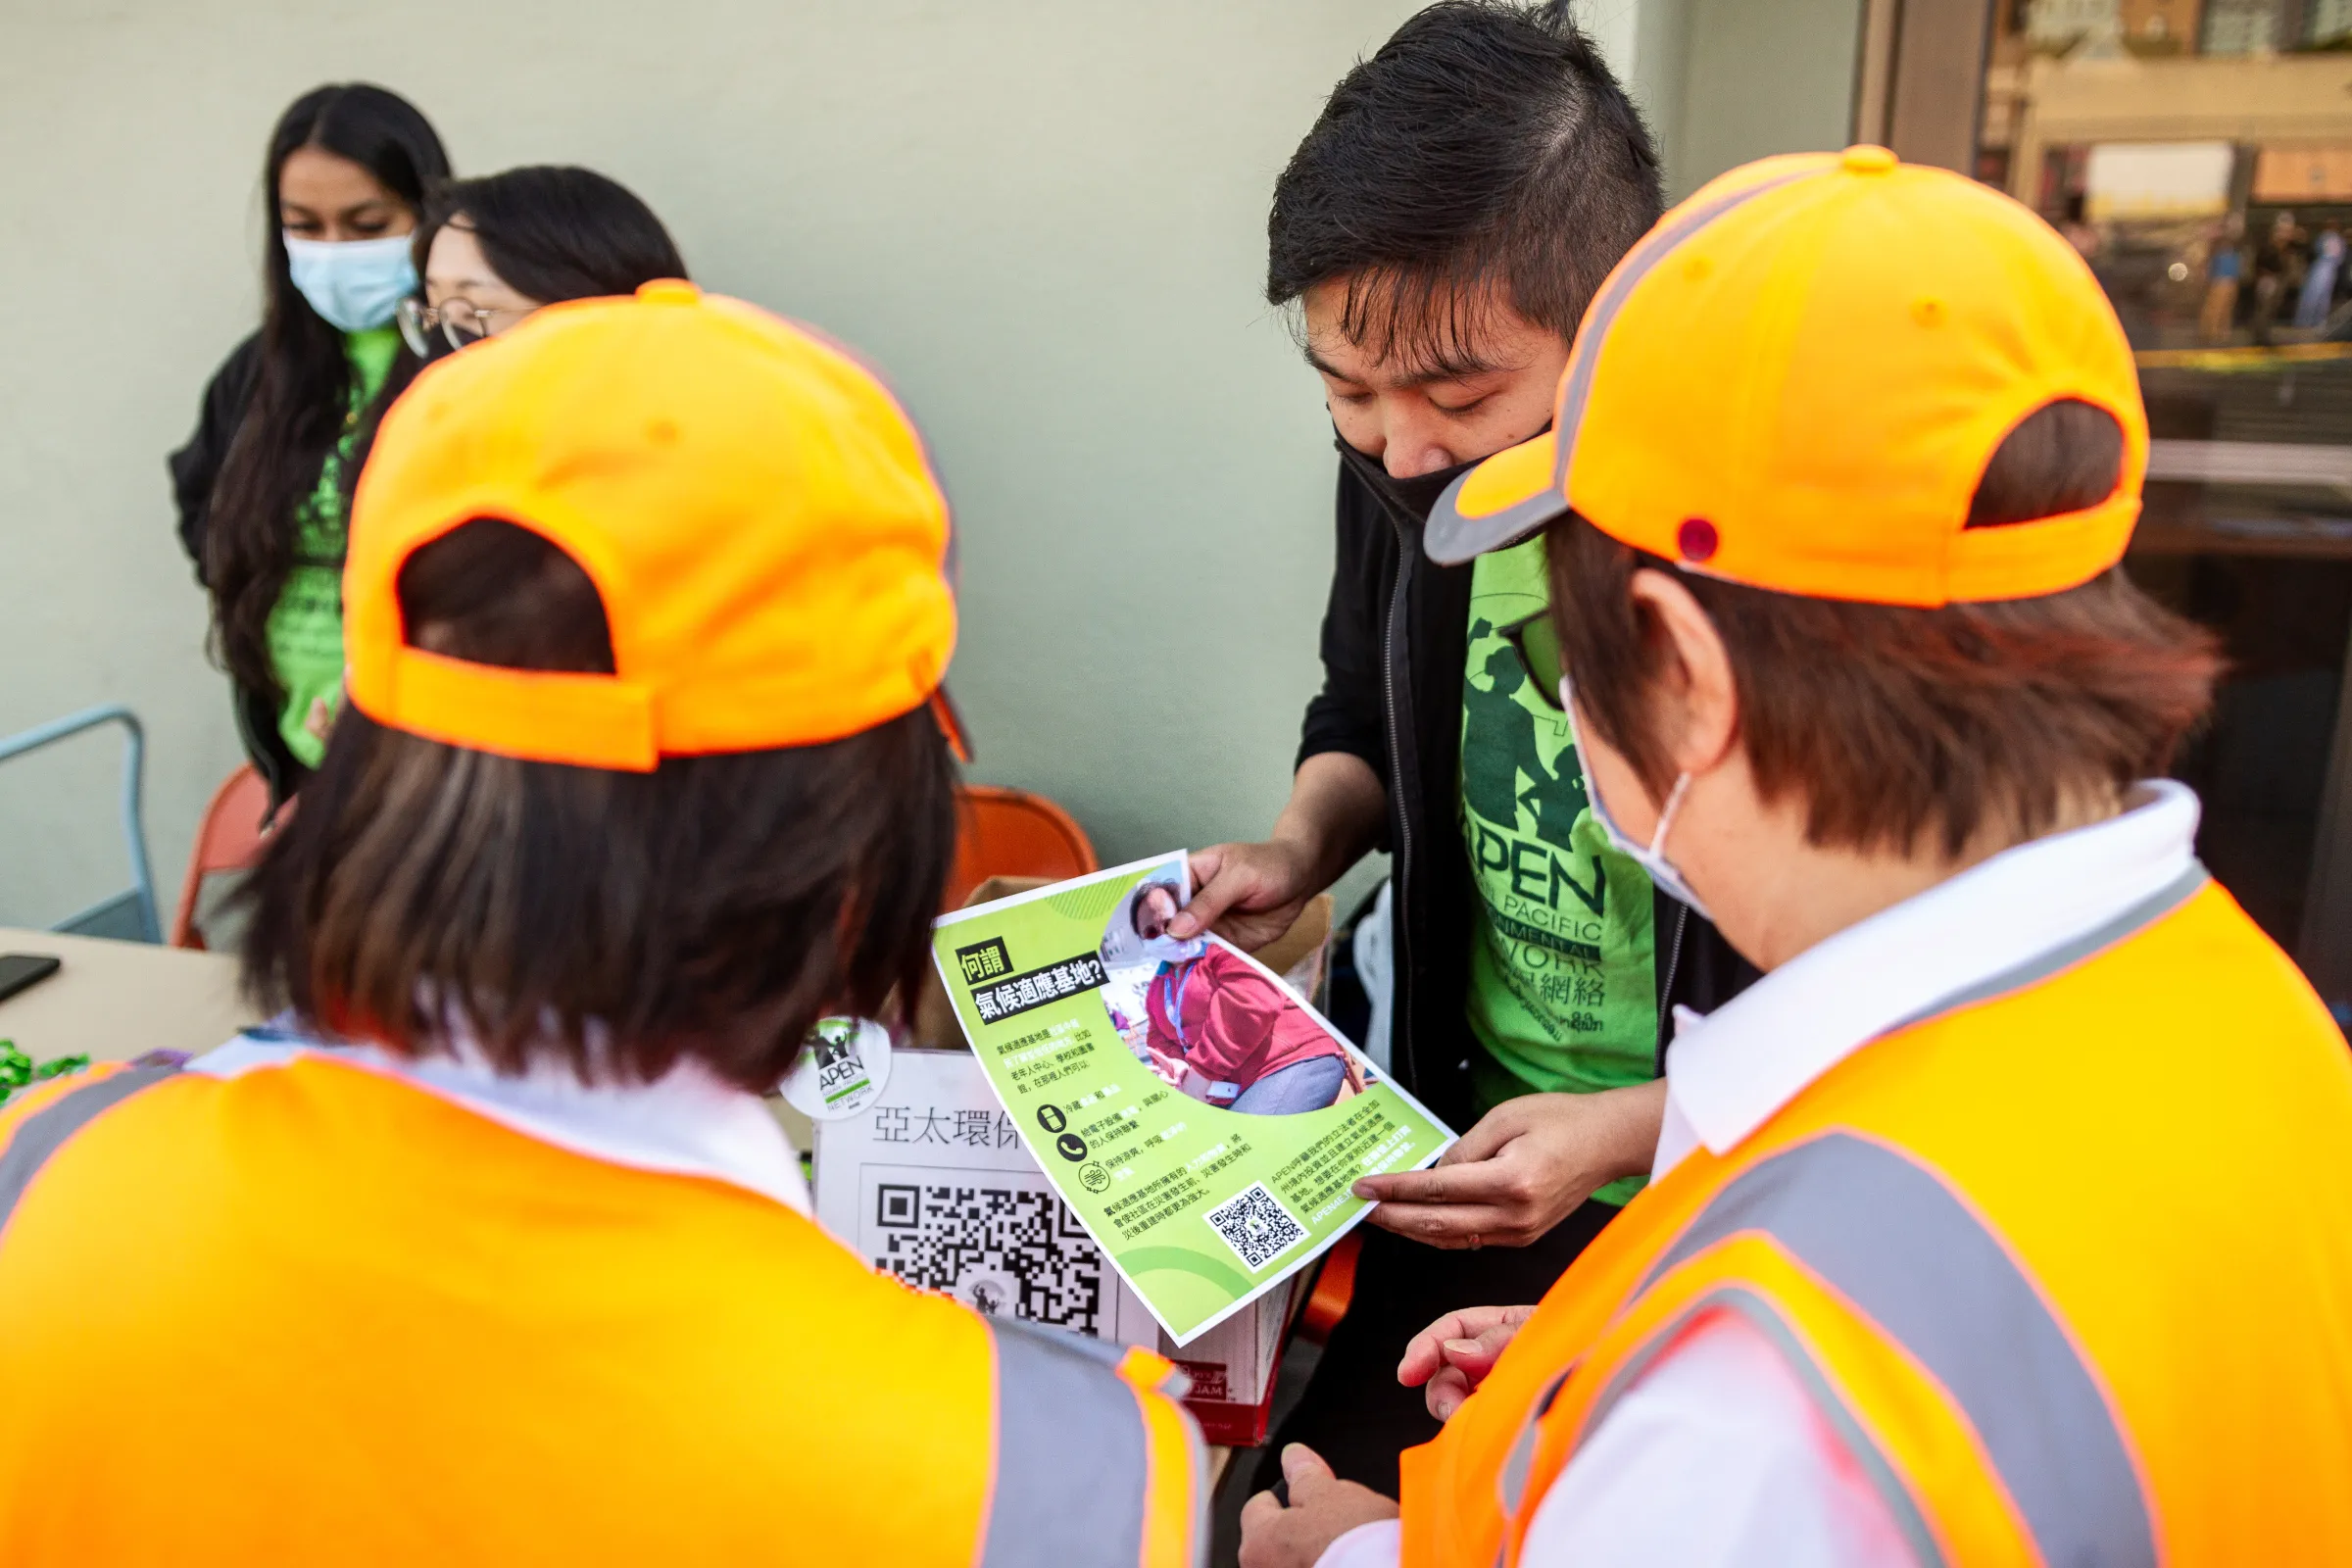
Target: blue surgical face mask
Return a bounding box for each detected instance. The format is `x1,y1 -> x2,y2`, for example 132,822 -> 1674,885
1560,675 -> 1715,922
283,232 -> 417,332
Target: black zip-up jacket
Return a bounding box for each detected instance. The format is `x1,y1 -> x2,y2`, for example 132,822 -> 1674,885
171,333 -> 309,808
1298,441 -> 1757,1133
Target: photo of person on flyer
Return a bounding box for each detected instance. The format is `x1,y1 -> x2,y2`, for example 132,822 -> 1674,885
1105,880 -> 1363,1116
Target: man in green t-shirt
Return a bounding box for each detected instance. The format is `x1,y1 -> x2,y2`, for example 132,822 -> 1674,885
1175,3 -> 1757,1495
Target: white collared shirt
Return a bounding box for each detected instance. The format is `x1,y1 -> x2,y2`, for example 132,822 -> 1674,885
1319,783 -> 2202,1568
193,1024 -> 811,1214
1653,779 -> 2199,1179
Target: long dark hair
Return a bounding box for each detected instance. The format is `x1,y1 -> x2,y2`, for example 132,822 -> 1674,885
414,165 -> 688,305
205,84 -> 449,705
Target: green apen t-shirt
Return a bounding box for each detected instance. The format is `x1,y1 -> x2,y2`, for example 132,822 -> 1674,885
1459,536 -> 1656,1204
265,325 -> 400,768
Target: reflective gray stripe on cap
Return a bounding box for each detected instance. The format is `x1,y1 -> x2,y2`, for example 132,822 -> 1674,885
1424,163 -> 1828,566
1550,164 -> 1825,494
979,1317 -> 1202,1568
1424,455 -> 1572,566
0,1063 -> 184,1236
1640,1133 -> 2156,1568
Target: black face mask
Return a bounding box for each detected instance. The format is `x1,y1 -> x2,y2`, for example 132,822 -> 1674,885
1335,437 -> 1479,532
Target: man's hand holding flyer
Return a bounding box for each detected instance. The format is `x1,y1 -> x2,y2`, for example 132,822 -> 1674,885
932,853 -> 1455,1344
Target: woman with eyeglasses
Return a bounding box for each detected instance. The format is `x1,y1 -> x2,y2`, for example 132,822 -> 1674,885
172,83 -> 451,807
399,165 -> 688,361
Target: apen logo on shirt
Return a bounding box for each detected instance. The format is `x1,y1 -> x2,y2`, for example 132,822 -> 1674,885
1457,539 -> 1657,1113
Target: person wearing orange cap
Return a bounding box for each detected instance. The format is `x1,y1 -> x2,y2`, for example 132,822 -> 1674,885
1240,148 -> 2352,1568
0,280 -> 1201,1566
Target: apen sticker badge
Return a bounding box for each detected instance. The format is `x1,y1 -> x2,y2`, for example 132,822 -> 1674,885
780,1016 -> 894,1121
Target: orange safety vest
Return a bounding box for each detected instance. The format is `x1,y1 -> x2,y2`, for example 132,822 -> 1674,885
0,1050 -> 1201,1566
1399,873 -> 2352,1568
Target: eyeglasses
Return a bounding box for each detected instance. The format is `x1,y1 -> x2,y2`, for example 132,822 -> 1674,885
1497,610 -> 1565,711
395,295 -> 532,357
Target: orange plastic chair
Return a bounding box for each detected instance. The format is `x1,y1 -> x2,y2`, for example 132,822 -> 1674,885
169,764 -> 277,950
943,785 -> 1097,910
1298,1230 -> 1364,1345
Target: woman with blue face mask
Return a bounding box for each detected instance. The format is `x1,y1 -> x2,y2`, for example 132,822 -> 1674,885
171,83 -> 450,806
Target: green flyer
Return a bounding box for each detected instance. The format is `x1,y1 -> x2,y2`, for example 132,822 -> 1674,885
931,853 -> 1455,1344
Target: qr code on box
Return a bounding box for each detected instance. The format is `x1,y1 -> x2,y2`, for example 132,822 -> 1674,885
874,1181 -> 1107,1335
1204,1183 -> 1308,1273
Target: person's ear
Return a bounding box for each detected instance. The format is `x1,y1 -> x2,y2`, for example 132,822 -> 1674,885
1625,567 -> 1740,779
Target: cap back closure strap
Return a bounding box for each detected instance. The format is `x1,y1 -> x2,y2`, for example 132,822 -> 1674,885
1941,491 -> 2143,604
368,645 -> 660,772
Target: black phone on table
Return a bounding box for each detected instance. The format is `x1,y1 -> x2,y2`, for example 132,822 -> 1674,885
0,954 -> 62,1005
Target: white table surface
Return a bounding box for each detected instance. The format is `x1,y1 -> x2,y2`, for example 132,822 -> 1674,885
0,925 -> 820,1152
0,926 -> 256,1066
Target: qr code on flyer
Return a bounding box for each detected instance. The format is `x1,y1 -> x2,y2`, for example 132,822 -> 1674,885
874,1181 -> 1107,1335
1204,1183 -> 1308,1273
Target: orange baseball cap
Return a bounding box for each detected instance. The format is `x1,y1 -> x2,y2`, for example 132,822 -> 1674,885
1426,146 -> 2148,607
344,280 -> 960,770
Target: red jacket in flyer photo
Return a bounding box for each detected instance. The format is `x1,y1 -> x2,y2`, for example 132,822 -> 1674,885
1143,945 -> 1351,1104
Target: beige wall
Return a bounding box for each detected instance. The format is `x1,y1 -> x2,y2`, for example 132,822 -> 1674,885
1577,0 -> 1694,187
1579,0 -> 1862,198
0,0 -> 1859,936
1674,0 -> 1865,195
0,0 -> 1430,929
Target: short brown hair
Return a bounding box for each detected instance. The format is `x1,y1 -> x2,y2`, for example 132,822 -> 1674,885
1549,401 -> 2222,859
237,518 -> 958,1090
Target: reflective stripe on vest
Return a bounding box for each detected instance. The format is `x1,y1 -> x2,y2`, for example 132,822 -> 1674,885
1878,863 -> 2206,1036
980,1318 -> 1204,1568
1578,1282 -> 1944,1565
0,1063 -> 183,1234
1626,1133 -> 2153,1568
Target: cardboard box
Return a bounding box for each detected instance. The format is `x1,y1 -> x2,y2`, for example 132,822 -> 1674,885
814,1048 -> 1300,1445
